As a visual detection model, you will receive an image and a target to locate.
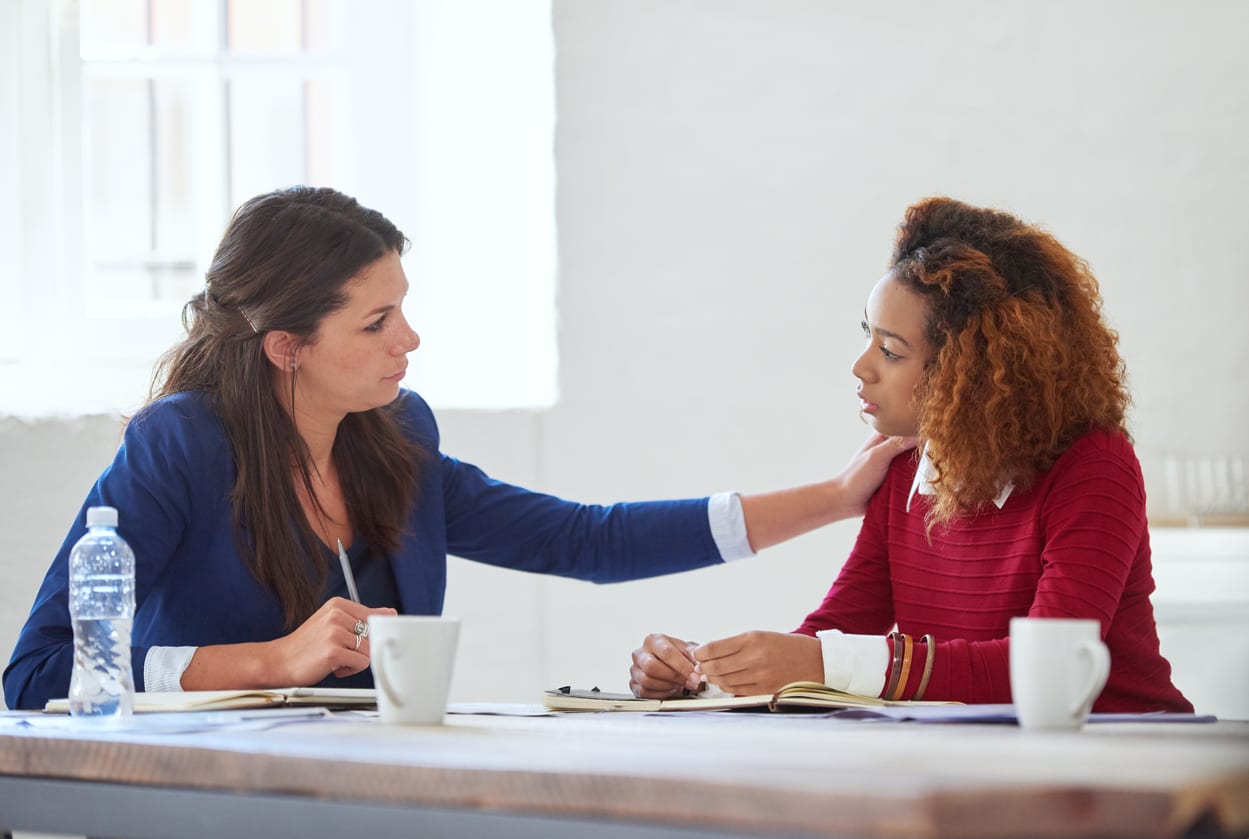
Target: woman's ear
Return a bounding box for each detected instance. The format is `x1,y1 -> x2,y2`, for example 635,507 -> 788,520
262,330 -> 300,372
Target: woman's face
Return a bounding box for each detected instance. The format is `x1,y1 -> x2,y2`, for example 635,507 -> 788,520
851,272 -> 933,437
291,250 -> 421,417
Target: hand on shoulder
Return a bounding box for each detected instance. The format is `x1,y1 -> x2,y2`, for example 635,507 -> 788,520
834,432 -> 919,517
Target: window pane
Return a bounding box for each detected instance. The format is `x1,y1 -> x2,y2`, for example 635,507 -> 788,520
83,0 -> 219,56
80,0 -> 149,57
151,0 -> 219,53
302,0 -> 341,53
85,76 -> 209,305
86,78 -> 152,261
227,0 -> 301,54
228,77 -> 306,204
304,79 -> 341,186
151,78 -> 211,300
153,78 -> 195,255
89,263 -> 198,308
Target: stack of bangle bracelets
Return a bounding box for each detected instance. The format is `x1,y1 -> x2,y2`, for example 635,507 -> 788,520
884,631 -> 935,701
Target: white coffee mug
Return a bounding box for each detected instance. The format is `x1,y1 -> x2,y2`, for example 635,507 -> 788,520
368,615 -> 460,725
1009,617 -> 1110,731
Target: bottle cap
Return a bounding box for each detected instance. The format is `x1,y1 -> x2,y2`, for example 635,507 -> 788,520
86,506 -> 118,528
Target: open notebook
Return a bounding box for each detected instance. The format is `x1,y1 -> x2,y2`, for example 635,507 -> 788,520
544,681 -> 958,713
44,687 -> 376,714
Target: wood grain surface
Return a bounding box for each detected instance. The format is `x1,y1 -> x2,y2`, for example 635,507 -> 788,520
2,711 -> 1246,838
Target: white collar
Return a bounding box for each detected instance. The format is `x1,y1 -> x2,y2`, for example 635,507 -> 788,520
906,445 -> 1014,513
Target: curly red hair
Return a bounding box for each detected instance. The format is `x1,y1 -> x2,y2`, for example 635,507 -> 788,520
890,197 -> 1130,525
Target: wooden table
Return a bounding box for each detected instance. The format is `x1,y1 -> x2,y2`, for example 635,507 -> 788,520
1,707 -> 1246,839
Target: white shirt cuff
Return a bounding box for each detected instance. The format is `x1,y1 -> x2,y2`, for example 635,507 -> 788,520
709,491 -> 755,561
816,629 -> 889,697
143,645 -> 198,692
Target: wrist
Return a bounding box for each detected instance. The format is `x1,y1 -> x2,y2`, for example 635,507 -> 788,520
802,633 -> 825,683
248,639 -> 283,687
820,477 -> 858,523
179,641 -> 279,691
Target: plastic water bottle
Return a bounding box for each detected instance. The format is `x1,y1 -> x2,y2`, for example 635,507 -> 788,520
68,506 -> 135,719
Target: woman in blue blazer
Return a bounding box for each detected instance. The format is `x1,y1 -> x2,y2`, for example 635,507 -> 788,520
4,187 -> 910,710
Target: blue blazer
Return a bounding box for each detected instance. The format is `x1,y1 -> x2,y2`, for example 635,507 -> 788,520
4,390 -> 721,710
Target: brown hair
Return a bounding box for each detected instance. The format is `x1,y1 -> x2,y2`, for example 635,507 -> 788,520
890,197 -> 1129,525
149,186 -> 425,627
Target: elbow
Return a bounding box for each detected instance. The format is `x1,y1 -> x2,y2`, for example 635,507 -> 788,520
4,659 -> 64,712
2,670 -> 33,711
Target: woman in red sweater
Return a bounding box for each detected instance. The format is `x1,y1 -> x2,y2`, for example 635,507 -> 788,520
631,197 -> 1192,713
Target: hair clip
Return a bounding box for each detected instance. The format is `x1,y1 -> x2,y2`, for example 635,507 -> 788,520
241,308 -> 260,334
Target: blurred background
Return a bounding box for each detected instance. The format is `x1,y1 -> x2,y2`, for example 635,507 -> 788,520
2,0 -> 1246,716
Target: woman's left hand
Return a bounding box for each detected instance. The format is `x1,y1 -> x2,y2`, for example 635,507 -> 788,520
693,631 -> 824,695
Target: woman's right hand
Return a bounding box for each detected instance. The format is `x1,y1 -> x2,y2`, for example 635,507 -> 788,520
180,597 -> 398,690
832,432 -> 919,518
267,597 -> 398,684
630,633 -> 703,698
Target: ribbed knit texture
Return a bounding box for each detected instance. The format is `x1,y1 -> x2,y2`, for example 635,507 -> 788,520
796,429 -> 1192,713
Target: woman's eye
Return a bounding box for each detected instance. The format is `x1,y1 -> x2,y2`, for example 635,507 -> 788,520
879,345 -> 901,361
365,315 -> 388,333
860,320 -> 870,336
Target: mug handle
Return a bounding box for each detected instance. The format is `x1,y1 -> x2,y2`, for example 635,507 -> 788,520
374,638 -> 406,708
1069,639 -> 1111,718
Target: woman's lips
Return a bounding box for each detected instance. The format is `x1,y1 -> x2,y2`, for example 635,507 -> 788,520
859,397 -> 878,414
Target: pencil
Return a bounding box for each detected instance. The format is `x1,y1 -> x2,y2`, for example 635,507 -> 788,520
337,539 -> 361,602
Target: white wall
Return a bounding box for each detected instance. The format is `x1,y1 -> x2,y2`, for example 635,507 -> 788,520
3,0 -> 1248,713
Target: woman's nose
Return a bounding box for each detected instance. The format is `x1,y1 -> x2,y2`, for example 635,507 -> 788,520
851,345 -> 874,383
392,313 -> 420,354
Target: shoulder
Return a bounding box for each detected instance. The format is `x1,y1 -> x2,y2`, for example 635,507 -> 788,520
882,445 -> 922,495
386,388 -> 441,450
129,391 -> 221,435
867,445 -> 923,515
886,446 -> 922,481
1040,427 -> 1143,500
126,391 -> 230,463
1053,427 -> 1140,473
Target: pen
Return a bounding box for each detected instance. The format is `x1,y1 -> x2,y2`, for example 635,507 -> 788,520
685,640 -> 705,695
337,539 -> 360,602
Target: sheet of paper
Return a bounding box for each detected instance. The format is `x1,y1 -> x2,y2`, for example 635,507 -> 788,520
448,702 -> 554,717
6,706 -> 338,734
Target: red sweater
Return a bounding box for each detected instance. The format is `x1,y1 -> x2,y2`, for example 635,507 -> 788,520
796,429 -> 1192,713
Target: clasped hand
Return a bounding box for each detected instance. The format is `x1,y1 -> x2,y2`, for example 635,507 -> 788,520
629,630 -> 823,698
269,596 -> 397,685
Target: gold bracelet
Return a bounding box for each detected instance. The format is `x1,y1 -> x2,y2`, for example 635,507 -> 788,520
883,631 -> 904,700
892,633 -> 914,700
914,634 -> 935,701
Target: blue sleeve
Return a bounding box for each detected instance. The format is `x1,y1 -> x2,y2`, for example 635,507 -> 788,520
3,397 -> 205,710
441,454 -> 724,582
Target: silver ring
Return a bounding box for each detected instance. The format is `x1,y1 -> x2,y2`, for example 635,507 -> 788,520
354,633 -> 362,651
353,620 -> 369,638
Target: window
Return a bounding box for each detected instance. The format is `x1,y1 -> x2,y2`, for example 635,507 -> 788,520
79,0 -> 349,311
0,0 -> 556,416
